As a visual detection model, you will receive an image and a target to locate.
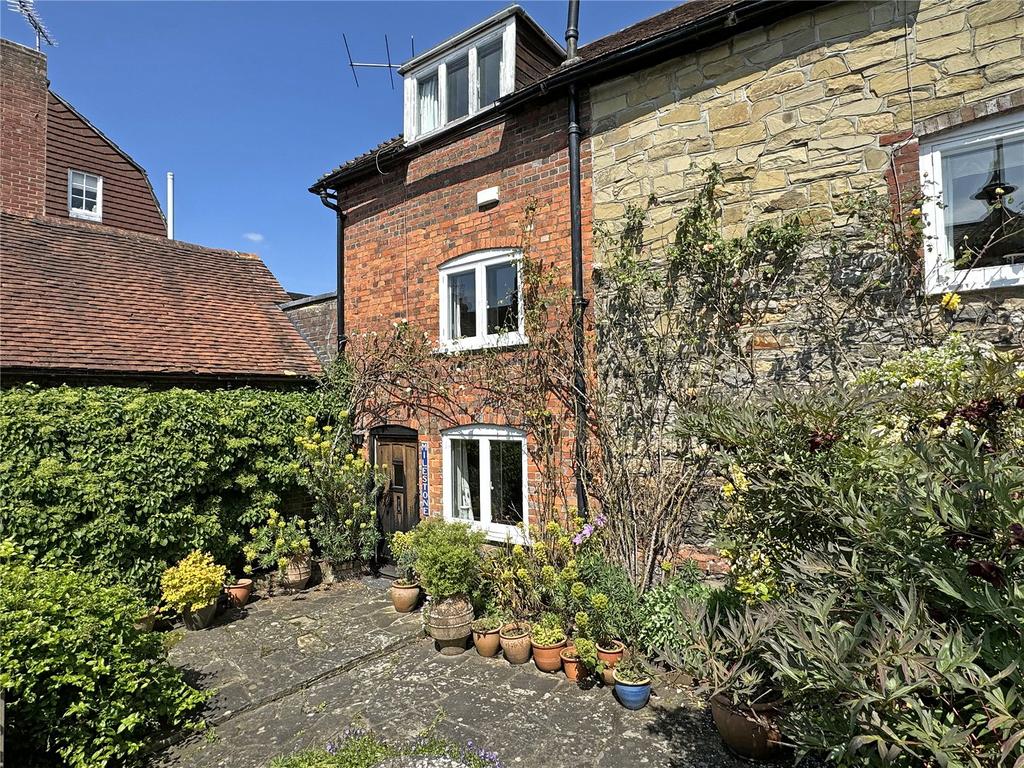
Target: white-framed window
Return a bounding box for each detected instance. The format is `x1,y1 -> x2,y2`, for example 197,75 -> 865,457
438,248 -> 526,352
442,424 -> 528,544
68,170 -> 102,222
920,111 -> 1024,294
403,17 -> 516,142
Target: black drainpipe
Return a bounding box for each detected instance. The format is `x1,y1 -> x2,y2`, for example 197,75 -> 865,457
566,0 -> 589,519
319,190 -> 347,355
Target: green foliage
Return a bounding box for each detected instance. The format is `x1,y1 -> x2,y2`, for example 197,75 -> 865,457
269,727 -> 503,768
530,612 -> 566,646
160,550 -> 226,614
0,544 -> 206,767
576,549 -> 642,645
0,384 -> 315,600
471,615 -> 501,633
571,636 -> 599,674
407,519 -> 486,600
390,529 -> 417,585
295,417 -> 386,564
613,655 -> 653,685
244,509 -> 311,572
637,562 -> 712,656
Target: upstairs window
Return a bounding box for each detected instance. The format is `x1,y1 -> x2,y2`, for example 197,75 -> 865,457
438,248 -> 525,352
68,170 -> 102,222
403,18 -> 514,142
921,111 -> 1024,293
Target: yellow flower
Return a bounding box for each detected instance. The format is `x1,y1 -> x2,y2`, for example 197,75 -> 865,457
304,416 -> 316,426
721,481 -> 736,499
910,207 -> 921,217
277,557 -> 289,569
345,519 -> 353,527
940,292 -> 961,311
339,409 -> 349,419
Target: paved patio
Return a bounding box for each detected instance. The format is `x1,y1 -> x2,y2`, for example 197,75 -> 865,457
155,578 -> 747,768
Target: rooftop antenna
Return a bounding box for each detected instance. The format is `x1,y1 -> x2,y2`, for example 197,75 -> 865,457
7,0 -> 57,50
342,34 -> 414,90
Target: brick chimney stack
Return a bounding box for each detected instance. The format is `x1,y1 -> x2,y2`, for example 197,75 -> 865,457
1,39 -> 48,218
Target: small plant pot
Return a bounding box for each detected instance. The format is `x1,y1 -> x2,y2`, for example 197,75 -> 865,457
560,647 -> 580,682
532,638 -> 567,673
225,579 -> 253,608
280,554 -> 312,591
390,581 -> 421,613
182,602 -> 217,631
133,607 -> 159,632
710,695 -> 784,760
499,623 -> 532,664
424,596 -> 473,655
597,640 -> 625,685
472,628 -> 501,657
613,668 -> 652,710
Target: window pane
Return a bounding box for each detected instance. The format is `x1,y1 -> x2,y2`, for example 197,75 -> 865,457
447,56 -> 469,121
943,134 -> 1024,270
486,262 -> 518,334
451,439 -> 480,522
448,269 -> 477,339
418,73 -> 439,134
490,440 -> 523,526
477,40 -> 502,109
392,458 -> 405,489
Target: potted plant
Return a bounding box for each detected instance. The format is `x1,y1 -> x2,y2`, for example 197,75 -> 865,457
531,613 -> 567,673
471,616 -> 502,657
224,575 -> 254,608
245,510 -> 313,591
589,592 -> 625,685
410,519 -> 485,655
613,655 -> 654,710
671,603 -> 784,760
562,636 -> 598,683
160,550 -> 226,630
388,530 -> 421,613
133,606 -> 160,632
498,620 -> 532,664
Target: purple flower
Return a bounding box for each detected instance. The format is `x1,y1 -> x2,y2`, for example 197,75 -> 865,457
595,514 -> 607,528
582,524 -> 594,537
572,533 -> 584,545
326,741 -> 337,755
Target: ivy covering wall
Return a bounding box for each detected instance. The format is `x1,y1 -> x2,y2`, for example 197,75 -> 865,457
0,384 -> 316,599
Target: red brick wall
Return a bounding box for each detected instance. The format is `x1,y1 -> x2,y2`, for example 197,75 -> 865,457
333,93 -> 592,525
1,40 -> 48,218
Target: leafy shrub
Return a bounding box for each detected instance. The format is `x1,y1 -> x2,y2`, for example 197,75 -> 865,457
0,543 -> 206,767
612,655 -> 653,684
390,529 -> 417,585
295,417 -> 387,564
160,550 -> 226,614
530,612 -> 566,645
576,549 -> 641,645
637,562 -> 712,656
269,727 -> 503,768
0,384 -> 315,600
244,509 -> 311,571
408,519 -> 486,600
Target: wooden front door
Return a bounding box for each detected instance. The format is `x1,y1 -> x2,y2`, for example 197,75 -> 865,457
376,441 -> 418,537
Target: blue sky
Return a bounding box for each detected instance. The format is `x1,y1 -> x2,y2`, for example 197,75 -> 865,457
2,1 -> 675,295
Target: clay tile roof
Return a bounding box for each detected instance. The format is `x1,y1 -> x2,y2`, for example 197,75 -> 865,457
0,213 -> 323,381
310,135 -> 404,192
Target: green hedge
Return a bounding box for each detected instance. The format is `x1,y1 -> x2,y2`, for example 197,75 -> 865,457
0,384 -> 316,599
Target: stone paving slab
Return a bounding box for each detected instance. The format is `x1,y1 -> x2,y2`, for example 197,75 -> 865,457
155,579 -> 747,768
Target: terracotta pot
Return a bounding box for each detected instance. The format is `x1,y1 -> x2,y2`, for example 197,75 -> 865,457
499,623 -> 532,664
280,554 -> 312,591
532,637 -> 567,673
472,628 -> 501,657
424,596 -> 473,655
390,581 -> 421,613
597,640 -> 625,685
560,647 -> 580,681
225,579 -> 253,608
182,602 -> 217,630
710,694 -> 784,760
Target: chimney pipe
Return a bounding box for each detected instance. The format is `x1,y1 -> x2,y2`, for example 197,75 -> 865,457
166,172 -> 174,239
565,0 -> 580,61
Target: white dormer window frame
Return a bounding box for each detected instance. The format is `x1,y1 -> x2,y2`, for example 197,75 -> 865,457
68,169 -> 103,222
438,248 -> 527,353
403,16 -> 516,142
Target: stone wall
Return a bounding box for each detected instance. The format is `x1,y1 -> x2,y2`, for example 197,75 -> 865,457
589,0 -> 1024,384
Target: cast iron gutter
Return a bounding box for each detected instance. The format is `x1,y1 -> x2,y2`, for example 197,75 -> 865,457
318,191 -> 347,355
565,0 -> 589,519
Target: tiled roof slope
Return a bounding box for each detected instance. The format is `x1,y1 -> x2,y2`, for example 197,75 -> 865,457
0,213 -> 323,380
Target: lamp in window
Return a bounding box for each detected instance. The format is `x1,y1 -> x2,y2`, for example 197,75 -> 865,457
958,139 -> 1023,270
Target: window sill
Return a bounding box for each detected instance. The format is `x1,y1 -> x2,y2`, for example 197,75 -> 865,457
448,517 -> 528,545
69,210 -> 102,223
924,262 -> 1024,295
436,331 -> 529,355
406,99 -> 501,145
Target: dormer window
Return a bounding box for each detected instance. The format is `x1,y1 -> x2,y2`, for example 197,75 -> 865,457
68,170 -> 102,222
402,14 -> 516,142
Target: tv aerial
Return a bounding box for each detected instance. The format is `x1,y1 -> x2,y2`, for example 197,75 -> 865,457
342,34 -> 414,90
7,0 -> 57,50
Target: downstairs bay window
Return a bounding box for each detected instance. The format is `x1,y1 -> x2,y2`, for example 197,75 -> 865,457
920,111 -> 1024,293
442,425 -> 528,543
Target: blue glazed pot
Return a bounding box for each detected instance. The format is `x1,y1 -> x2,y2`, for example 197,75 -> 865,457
613,671 -> 652,710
